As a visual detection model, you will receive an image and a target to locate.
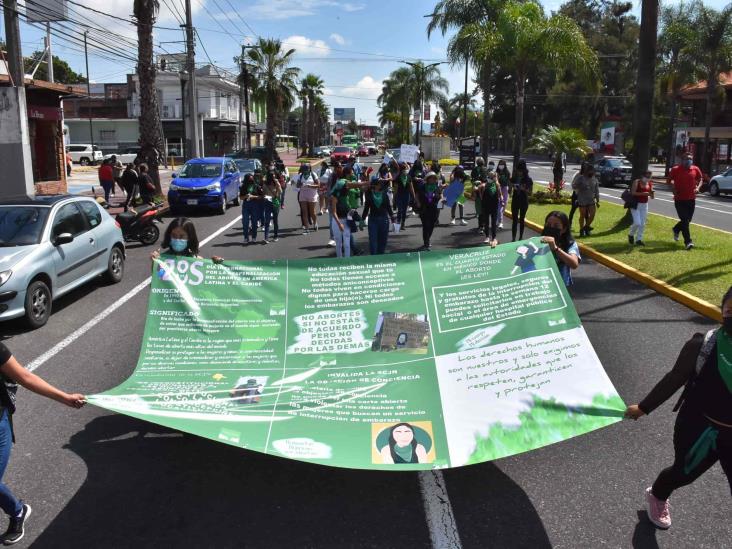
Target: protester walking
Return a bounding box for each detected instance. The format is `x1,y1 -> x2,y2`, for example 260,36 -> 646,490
540,211 -> 580,286
120,163 -> 139,212
262,170 -> 283,243
318,161 -> 331,215
137,164 -> 156,205
572,164 -> 600,237
472,158 -> 488,232
569,162 -> 588,230
510,159 -> 533,241
479,168 -> 501,247
362,177 -> 395,255
625,286 -> 732,530
241,173 -> 264,244
450,165 -> 468,226
496,160 -> 511,230
110,155 -> 124,195
97,159 -> 114,204
628,169 -> 655,246
668,152 -> 703,250
330,178 -> 353,258
394,163 -> 415,230
297,163 -> 319,234
414,171 -> 443,250
0,345 -> 85,545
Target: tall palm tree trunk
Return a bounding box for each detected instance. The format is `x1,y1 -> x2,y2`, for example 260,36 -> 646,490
308,99 -> 316,156
481,62 -> 492,158
513,74 -> 526,169
632,0 -> 659,178
265,97 -> 277,162
702,75 -> 716,173
665,95 -> 678,175
135,0 -> 163,194
300,95 -> 308,157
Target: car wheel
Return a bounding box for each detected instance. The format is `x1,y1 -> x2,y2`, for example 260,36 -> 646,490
709,181 -> 720,196
79,157 -> 89,166
139,224 -> 160,246
218,194 -> 227,215
24,280 -> 51,329
105,246 -> 125,283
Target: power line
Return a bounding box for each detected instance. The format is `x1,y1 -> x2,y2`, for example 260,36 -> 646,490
223,0 -> 257,38
160,0 -> 185,25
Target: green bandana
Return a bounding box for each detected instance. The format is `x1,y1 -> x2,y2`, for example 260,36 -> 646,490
426,182 -> 437,194
717,328 -> 732,393
400,175 -> 408,187
372,191 -> 384,208
246,184 -> 255,194
393,443 -> 413,463
485,180 -> 497,196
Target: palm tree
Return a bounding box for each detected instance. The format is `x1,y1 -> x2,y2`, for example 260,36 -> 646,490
302,74 -> 324,155
691,5 -> 732,173
247,38 -> 300,162
378,67 -> 414,144
658,2 -> 698,175
632,0 -> 659,178
133,0 -> 164,194
408,61 -> 449,145
298,84 -> 308,157
465,1 -> 599,168
528,125 -> 591,194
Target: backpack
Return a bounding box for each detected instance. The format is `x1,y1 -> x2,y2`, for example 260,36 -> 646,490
621,184 -> 638,210
673,329 -> 717,412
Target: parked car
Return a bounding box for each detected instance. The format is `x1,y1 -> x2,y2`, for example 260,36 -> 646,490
362,142 -> 378,155
66,144 -> 103,166
357,145 -> 369,157
0,195 -> 125,328
708,168 -> 732,196
168,158 -> 241,215
103,147 -> 140,165
233,158 -> 263,179
594,156 -> 633,187
313,146 -> 331,158
330,146 -> 355,164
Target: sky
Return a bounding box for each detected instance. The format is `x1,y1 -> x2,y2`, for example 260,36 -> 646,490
4,0 -> 730,125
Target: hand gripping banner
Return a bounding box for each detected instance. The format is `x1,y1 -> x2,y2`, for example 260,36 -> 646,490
88,240 -> 624,470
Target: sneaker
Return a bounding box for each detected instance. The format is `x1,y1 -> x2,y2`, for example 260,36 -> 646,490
498,222 -> 504,229
483,238 -> 492,244
460,219 -> 468,226
686,242 -> 694,250
586,225 -> 594,233
636,240 -> 645,246
2,503 -> 31,545
327,239 -> 336,247
302,229 -> 309,235
450,218 -> 456,225
645,487 -> 671,529
244,238 -> 250,245
672,228 -> 680,242
262,239 -> 269,245
314,224 -> 318,231
628,235 -> 634,244
318,211 -> 323,216
273,237 -> 279,242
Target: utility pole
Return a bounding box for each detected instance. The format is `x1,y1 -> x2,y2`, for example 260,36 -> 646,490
0,0 -> 35,198
84,31 -> 94,151
239,44 -> 257,154
184,0 -> 200,158
45,23 -> 54,83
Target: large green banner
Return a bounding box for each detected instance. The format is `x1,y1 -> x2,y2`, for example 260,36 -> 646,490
89,239 -> 624,470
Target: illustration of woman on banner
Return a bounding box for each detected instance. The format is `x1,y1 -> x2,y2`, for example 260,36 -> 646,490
378,423 -> 430,464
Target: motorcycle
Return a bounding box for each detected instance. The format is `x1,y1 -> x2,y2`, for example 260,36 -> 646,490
115,203 -> 164,245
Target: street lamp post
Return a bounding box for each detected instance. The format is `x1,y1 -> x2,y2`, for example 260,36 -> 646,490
179,70 -> 188,159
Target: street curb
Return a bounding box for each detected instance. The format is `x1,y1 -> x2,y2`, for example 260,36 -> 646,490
505,212 -> 723,322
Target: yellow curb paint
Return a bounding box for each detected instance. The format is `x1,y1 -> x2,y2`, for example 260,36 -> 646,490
505,211 -> 723,322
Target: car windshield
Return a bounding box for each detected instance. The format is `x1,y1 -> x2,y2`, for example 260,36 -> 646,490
334,147 -> 350,153
607,159 -> 631,167
0,206 -> 50,246
235,159 -> 257,172
178,162 -> 222,178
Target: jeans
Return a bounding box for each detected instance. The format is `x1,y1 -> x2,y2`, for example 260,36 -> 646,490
420,207 -> 438,247
451,203 -> 464,220
673,199 -> 696,245
100,180 -> 113,203
367,213 -> 389,255
331,217 -> 351,257
498,186 -> 509,224
0,411 -> 21,517
511,196 -> 529,241
395,193 -> 410,226
263,201 -> 279,240
629,202 -> 648,241
242,201 -> 262,241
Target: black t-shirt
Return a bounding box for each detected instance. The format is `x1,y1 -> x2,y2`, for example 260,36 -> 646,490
331,183 -> 350,218
687,344 -> 732,424
0,343 -> 10,366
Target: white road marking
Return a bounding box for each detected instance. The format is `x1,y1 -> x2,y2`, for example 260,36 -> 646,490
26,214 -> 243,372
419,470 -> 463,549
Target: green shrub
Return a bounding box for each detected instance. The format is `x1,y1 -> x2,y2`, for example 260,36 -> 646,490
529,190 -> 573,205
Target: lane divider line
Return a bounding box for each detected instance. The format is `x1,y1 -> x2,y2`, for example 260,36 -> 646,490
418,470 -> 463,549
27,215 -> 243,372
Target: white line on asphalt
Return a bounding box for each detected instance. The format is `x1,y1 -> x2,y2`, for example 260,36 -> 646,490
418,470 -> 463,549
26,215 -> 243,372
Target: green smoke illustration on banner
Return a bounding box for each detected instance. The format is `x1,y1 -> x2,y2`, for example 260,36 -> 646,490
88,240 -> 625,470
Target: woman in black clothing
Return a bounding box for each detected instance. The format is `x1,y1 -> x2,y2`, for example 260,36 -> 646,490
510,159 -> 533,241
625,286 -> 732,529
413,171 -> 443,250
137,163 -> 155,205
362,177 -> 395,255
120,163 -> 139,212
479,170 -> 501,247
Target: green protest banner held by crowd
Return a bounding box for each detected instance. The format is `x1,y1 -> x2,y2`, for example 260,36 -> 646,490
88,240 -> 625,470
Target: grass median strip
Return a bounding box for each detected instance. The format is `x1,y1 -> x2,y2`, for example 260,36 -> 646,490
513,199 -> 732,306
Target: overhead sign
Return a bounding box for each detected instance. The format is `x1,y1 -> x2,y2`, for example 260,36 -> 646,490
88,246 -> 624,470
333,108 -> 355,122
24,0 -> 67,22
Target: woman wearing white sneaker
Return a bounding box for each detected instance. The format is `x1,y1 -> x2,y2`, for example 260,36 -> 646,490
628,170 -> 654,246
625,286 -> 732,529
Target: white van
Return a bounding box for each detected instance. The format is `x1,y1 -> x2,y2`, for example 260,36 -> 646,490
66,144 -> 104,166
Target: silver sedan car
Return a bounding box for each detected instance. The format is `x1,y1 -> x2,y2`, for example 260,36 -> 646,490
0,195 -> 125,329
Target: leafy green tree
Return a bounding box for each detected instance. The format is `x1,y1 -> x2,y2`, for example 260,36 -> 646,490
301,74 -> 324,155
24,52 -> 86,84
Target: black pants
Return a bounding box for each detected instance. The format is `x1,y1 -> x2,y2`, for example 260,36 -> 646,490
673,199 -> 696,245
122,183 -> 138,211
511,196 -> 529,241
482,197 -> 499,240
652,405 -> 732,501
420,207 -> 438,246
568,192 -> 578,228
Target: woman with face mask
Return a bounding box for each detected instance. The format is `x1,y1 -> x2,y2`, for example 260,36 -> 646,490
539,211 -> 580,286
297,163 -> 319,234
625,287 -> 732,530
450,166 -> 468,226
510,159 -> 533,241
496,160 -> 511,229
414,171 -> 443,250
362,177 -> 395,255
572,164 -> 600,237
479,166 -> 502,248
240,172 -> 264,244
628,170 -> 655,246
394,163 -> 415,229
150,217 -> 223,263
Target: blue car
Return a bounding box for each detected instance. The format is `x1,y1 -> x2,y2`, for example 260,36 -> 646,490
168,157 -> 241,215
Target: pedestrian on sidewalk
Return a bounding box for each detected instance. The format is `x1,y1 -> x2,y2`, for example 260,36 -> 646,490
97,159 -> 114,204
625,286 -> 732,530
262,170 -> 282,243
568,162 -> 588,230
496,160 -> 511,230
121,163 -> 139,212
414,171 -> 443,250
110,155 -> 124,196
540,211 -> 580,287
668,152 -> 703,250
241,173 -> 264,244
0,344 -> 85,545
362,177 -> 394,255
510,159 -> 533,241
137,164 -> 156,205
572,164 -> 599,237
628,169 -> 655,246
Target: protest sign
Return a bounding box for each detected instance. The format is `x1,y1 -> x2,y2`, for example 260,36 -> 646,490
89,242 -> 624,470
443,181 -> 465,207
399,144 -> 419,164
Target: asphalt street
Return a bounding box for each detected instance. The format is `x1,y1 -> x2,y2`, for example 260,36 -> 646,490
1,171 -> 730,548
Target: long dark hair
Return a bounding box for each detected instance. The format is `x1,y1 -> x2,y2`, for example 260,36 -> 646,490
544,210 -> 574,252
162,217 -> 200,256
388,422 -> 418,462
722,285 -> 732,310
496,160 -> 511,178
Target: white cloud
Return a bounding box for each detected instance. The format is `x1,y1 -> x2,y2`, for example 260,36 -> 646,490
247,1 -> 365,20
330,33 -> 347,46
341,76 -> 383,99
284,35 -> 331,57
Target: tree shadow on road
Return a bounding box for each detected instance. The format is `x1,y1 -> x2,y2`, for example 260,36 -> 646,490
33,414 -> 433,549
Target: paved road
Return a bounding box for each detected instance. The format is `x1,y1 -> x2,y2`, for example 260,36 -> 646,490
2,187 -> 729,548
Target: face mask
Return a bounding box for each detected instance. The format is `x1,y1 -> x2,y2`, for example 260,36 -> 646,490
642,177 -> 649,183
684,159 -> 692,168
542,226 -> 562,240
170,238 -> 188,253
488,165 -> 495,172
724,316 -> 732,337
